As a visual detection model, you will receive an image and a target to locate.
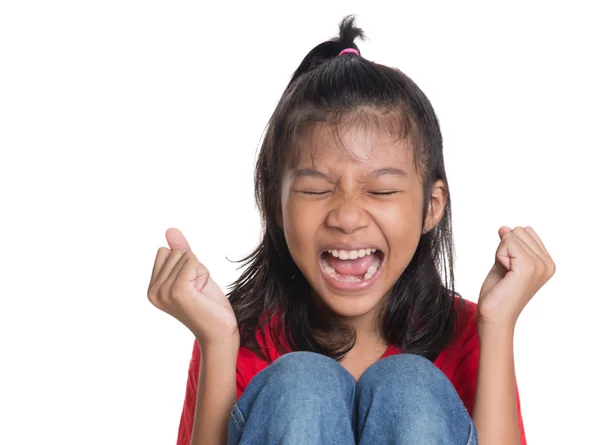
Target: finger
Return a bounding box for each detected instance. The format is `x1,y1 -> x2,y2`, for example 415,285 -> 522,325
498,226 -> 513,239
163,250 -> 192,290
166,227 -> 191,251
495,227 -> 518,270
523,226 -> 555,276
524,226 -> 551,257
152,249 -> 186,291
149,247 -> 170,290
511,226 -> 545,259
170,255 -> 210,299
502,229 -> 547,276
165,251 -> 208,294
496,229 -> 537,271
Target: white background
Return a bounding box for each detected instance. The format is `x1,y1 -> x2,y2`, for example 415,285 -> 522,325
1,1 -> 598,444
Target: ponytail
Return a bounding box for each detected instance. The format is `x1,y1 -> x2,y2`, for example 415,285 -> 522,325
289,15 -> 365,84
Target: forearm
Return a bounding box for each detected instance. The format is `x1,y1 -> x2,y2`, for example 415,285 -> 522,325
191,341 -> 239,445
472,323 -> 521,445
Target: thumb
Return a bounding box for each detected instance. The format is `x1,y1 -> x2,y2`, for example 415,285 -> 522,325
194,268 -> 210,293
496,226 -> 513,271
498,225 -> 512,239
166,227 -> 191,251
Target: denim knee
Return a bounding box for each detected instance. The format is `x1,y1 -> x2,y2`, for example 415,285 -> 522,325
357,353 -> 467,410
238,351 -> 356,415
355,353 -> 476,444
230,351 -> 357,445
358,353 -> 450,393
266,351 -> 355,397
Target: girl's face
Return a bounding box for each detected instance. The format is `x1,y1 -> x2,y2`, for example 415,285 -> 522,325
281,123 -> 446,327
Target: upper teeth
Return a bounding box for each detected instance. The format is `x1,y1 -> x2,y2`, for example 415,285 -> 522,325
327,248 -> 377,260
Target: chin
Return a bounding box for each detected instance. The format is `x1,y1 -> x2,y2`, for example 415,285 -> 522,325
312,285 -> 386,320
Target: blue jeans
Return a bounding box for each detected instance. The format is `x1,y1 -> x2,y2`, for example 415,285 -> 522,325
228,351 -> 478,445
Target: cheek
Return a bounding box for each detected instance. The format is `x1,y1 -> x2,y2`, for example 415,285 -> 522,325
282,199 -> 320,254
375,199 -> 423,266
377,198 -> 422,235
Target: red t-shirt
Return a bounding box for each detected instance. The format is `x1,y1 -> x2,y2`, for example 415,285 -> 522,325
176,298 -> 527,444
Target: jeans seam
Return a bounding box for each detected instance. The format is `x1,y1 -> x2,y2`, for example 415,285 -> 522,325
230,403 -> 245,433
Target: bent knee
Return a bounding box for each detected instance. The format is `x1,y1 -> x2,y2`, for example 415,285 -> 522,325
356,353 -> 471,427
358,353 -> 452,398
268,351 -> 354,393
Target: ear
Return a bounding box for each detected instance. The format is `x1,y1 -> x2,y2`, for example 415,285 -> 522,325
422,179 -> 447,234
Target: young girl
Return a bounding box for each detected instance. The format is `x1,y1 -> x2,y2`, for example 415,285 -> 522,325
148,16 -> 554,445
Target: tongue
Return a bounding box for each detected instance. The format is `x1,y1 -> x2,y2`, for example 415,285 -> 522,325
326,253 -> 375,276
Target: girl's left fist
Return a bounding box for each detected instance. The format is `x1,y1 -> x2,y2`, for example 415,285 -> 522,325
478,226 -> 556,327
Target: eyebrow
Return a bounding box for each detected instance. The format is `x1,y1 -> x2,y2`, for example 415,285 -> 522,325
292,167 -> 408,179
371,167 -> 408,178
292,168 -> 329,179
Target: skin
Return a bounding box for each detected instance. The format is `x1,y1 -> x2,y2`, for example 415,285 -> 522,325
148,233 -> 238,445
473,225 -> 555,445
278,121 -> 555,444
280,122 -> 446,347
149,121 -> 555,445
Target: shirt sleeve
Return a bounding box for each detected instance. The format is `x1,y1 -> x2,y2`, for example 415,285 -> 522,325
453,309 -> 528,445
175,339 -> 201,445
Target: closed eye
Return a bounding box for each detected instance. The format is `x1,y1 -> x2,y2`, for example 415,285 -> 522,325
299,191 -> 330,196
369,191 -> 398,196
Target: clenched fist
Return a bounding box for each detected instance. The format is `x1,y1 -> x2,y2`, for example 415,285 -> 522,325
147,228 -> 239,348
478,225 -> 556,327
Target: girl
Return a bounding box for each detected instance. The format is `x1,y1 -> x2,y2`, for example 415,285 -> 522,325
148,16 -> 554,445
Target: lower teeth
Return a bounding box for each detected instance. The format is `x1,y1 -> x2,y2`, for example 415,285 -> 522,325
322,255 -> 381,282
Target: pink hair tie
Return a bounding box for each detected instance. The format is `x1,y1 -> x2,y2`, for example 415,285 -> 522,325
338,48 -> 359,56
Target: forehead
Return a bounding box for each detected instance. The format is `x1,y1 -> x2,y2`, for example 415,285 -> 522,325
293,122 -> 416,173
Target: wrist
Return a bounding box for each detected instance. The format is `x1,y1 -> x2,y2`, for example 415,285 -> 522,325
477,308 -> 517,332
198,336 -> 240,357
477,318 -> 516,342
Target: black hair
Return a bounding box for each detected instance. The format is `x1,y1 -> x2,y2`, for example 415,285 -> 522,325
228,15 -> 464,362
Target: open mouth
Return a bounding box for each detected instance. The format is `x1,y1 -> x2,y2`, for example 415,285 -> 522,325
319,248 -> 384,285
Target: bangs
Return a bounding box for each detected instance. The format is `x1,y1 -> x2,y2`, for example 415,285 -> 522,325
231,15 -> 456,364
272,56 -> 428,174
283,106 -> 419,170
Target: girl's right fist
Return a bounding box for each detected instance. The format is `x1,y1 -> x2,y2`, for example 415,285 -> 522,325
147,228 -> 239,347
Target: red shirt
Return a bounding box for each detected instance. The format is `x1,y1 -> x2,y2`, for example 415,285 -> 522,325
176,298 -> 527,444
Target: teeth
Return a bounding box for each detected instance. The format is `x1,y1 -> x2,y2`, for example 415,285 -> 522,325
321,252 -> 382,282
326,248 -> 378,261
362,255 -> 381,280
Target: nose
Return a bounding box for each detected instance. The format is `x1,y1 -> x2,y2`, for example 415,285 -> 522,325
325,197 -> 370,234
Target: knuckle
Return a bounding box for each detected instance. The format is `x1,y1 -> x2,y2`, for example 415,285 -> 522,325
521,260 -> 535,275
535,260 -> 545,276
548,260 -> 557,276
185,250 -> 198,262
172,272 -> 188,290
157,286 -> 170,302
147,288 -> 162,308
170,287 -> 181,300
171,283 -> 187,301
